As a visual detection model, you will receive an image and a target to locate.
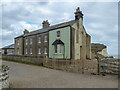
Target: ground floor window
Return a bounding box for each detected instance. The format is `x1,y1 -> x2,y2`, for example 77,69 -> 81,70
38,48 -> 41,54
54,44 -> 64,54
44,47 -> 47,54
60,45 -> 64,53
25,48 -> 27,54
17,48 -> 19,55
54,45 -> 57,53
30,48 -> 32,55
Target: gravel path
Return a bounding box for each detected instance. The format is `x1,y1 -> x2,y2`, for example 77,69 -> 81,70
3,60 -> 118,88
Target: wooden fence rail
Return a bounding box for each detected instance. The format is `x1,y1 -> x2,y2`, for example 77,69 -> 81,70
99,58 -> 119,75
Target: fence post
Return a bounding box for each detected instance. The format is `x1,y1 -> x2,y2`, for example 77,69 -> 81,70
66,56 -> 68,71
82,59 -> 84,74
53,56 -> 56,69
78,60 -> 80,72
98,58 -> 100,75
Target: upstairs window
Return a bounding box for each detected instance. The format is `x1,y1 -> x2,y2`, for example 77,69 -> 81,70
44,47 -> 47,54
44,35 -> 47,42
38,48 -> 41,54
17,39 -> 19,45
30,38 -> 32,44
57,31 -> 60,37
38,36 -> 41,43
26,38 -> 28,45
30,48 -> 32,54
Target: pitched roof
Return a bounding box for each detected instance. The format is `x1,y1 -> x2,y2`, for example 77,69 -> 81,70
15,34 -> 24,39
2,44 -> 14,49
24,20 -> 76,37
52,39 -> 64,45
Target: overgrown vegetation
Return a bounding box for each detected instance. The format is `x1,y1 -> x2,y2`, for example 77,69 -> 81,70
91,43 -> 106,53
2,58 -> 43,67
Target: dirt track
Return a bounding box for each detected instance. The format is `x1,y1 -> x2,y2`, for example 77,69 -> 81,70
3,60 -> 118,88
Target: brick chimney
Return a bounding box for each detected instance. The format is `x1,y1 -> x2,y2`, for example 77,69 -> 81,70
24,29 -> 29,34
42,20 -> 50,28
74,7 -> 83,20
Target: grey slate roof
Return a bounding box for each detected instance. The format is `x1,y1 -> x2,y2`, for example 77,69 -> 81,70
2,44 -> 14,49
24,20 -> 76,37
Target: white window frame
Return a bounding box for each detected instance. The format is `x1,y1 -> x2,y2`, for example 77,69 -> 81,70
17,39 -> 19,45
30,48 -> 32,55
38,36 -> 41,43
17,48 -> 19,54
26,38 -> 28,45
57,31 -> 60,38
25,48 -> 28,54
30,38 -> 32,44
60,45 -> 64,53
44,47 -> 47,54
44,35 -> 47,42
38,48 -> 41,54
54,45 -> 57,53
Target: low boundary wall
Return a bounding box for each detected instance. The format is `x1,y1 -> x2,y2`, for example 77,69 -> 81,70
2,55 -> 43,65
2,55 -> 98,74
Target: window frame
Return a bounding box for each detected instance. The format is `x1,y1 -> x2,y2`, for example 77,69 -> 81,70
38,36 -> 41,43
17,39 -> 19,45
26,38 -> 28,45
25,48 -> 28,55
54,45 -> 57,53
38,48 -> 41,54
60,44 -> 64,53
57,31 -> 60,38
30,38 -> 32,45
30,48 -> 32,55
44,35 -> 47,42
17,48 -> 19,54
44,47 -> 47,54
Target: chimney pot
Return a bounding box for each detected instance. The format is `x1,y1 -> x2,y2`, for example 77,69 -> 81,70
24,29 -> 29,34
42,20 -> 50,28
74,7 -> 83,20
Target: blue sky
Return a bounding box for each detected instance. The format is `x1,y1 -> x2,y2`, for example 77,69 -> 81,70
1,1 -> 118,56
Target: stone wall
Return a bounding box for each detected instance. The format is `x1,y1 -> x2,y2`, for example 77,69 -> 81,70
2,55 -> 43,65
0,65 -> 10,88
43,58 -> 98,74
15,37 -> 24,55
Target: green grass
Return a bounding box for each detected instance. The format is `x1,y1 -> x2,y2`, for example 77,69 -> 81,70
2,58 -> 43,67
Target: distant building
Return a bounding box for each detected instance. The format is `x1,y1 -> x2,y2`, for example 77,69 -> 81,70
1,44 -> 14,55
91,43 -> 108,58
14,7 -> 91,60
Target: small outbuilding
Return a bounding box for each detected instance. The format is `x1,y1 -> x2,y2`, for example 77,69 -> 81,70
1,44 -> 14,55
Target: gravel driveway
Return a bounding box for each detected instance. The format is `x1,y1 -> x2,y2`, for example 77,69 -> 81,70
3,60 -> 118,88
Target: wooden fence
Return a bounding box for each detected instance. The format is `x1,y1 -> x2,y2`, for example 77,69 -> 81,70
99,58 -> 119,75
43,56 -> 98,74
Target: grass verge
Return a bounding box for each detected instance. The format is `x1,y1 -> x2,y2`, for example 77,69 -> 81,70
2,58 -> 43,67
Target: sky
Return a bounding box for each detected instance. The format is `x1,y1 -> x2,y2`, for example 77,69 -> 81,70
0,1 -> 118,56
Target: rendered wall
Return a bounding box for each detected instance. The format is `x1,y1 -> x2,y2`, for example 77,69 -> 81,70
49,26 -> 71,59
86,34 -> 91,59
72,18 -> 87,60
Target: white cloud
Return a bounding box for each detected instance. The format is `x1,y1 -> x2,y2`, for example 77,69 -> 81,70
19,21 -> 40,31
